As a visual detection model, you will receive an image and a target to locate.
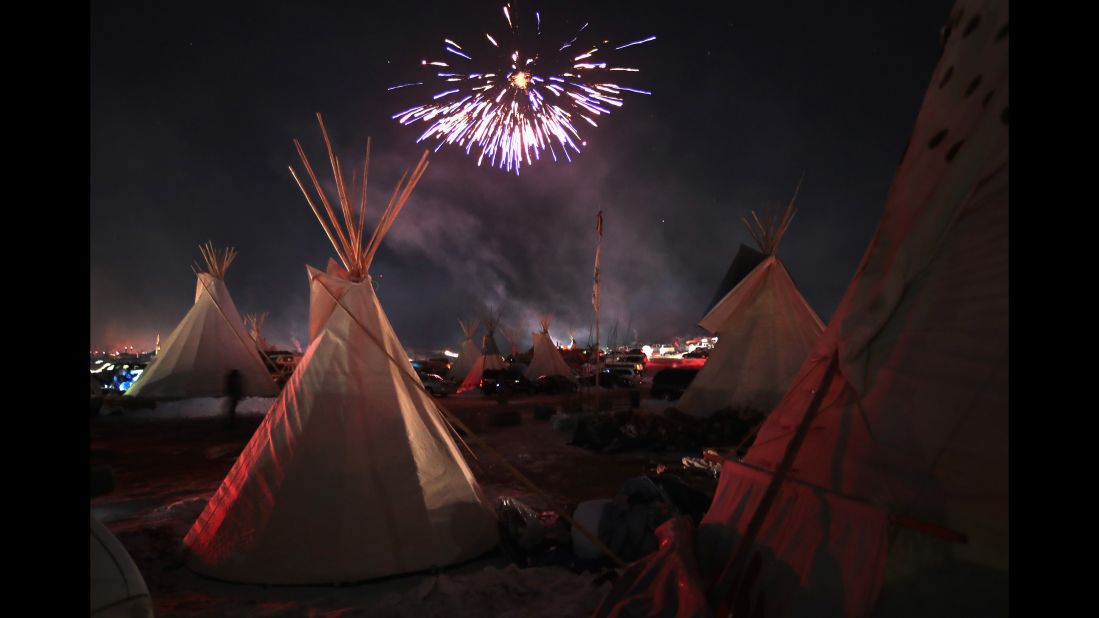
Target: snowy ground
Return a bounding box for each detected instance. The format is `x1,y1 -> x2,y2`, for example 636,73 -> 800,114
91,390 -> 713,616
101,396 -> 276,420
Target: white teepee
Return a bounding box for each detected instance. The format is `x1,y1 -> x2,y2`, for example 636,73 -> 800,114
597,1 -> 1007,614
183,114 -> 497,584
676,191 -> 824,417
452,319 -> 480,380
126,242 -> 277,399
457,314 -> 508,393
526,317 -> 574,380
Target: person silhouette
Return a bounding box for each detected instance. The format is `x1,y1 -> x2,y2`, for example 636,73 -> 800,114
224,369 -> 243,428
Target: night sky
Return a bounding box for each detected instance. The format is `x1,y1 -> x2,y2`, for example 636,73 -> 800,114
91,0 -> 954,354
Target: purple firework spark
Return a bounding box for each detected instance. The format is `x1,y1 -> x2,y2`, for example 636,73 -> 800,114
390,4 -> 655,175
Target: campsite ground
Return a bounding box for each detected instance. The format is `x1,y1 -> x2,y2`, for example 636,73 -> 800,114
90,390 -> 714,617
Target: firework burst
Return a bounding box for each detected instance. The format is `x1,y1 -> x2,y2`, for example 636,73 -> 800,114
390,4 -> 654,175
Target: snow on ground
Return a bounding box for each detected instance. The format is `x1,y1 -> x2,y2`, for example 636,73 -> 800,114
106,397 -> 276,419
95,494 -> 614,617
91,392 -> 711,616
364,564 -> 612,618
151,558 -> 611,617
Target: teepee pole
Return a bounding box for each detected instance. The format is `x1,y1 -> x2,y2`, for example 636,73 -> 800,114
315,113 -> 358,260
293,137 -> 354,267
293,114 -> 428,278
289,165 -> 352,270
593,211 -> 604,407
362,170 -> 409,269
356,138 -> 371,259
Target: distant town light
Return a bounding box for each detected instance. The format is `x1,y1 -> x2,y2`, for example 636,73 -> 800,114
443,350 -> 460,358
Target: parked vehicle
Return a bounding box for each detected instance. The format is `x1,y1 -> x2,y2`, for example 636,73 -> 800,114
600,367 -> 642,389
534,374 -> 579,395
606,353 -> 647,375
413,358 -> 452,377
480,369 -> 537,396
682,349 -> 711,359
656,344 -> 677,356
419,372 -> 456,397
650,367 -> 700,400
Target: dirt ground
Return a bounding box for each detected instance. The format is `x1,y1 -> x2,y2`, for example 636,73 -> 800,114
90,389 -> 717,616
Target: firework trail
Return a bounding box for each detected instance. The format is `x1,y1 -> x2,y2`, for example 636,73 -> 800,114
390,4 -> 654,175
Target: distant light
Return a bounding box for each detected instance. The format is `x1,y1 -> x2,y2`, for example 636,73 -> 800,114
443,350 -> 460,358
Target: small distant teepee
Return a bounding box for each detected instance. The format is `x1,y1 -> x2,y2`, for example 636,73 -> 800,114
244,312 -> 273,352
126,242 -> 277,399
526,316 -> 574,380
184,113 -> 497,584
677,182 -> 824,417
452,319 -> 480,380
458,311 -> 507,393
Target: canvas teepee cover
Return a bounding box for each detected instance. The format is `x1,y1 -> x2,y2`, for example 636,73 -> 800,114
183,115 -> 497,584
676,193 -> 824,417
526,317 -> 574,380
91,515 -> 153,618
597,0 -> 1008,614
126,243 -> 277,399
452,319 -> 480,380
457,315 -> 507,393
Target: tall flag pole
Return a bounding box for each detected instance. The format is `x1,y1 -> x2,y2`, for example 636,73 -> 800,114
593,210 -> 603,399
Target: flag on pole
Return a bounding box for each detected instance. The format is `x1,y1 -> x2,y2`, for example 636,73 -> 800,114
592,210 -> 603,313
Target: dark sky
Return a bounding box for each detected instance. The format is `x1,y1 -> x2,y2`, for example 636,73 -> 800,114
91,0 -> 953,353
